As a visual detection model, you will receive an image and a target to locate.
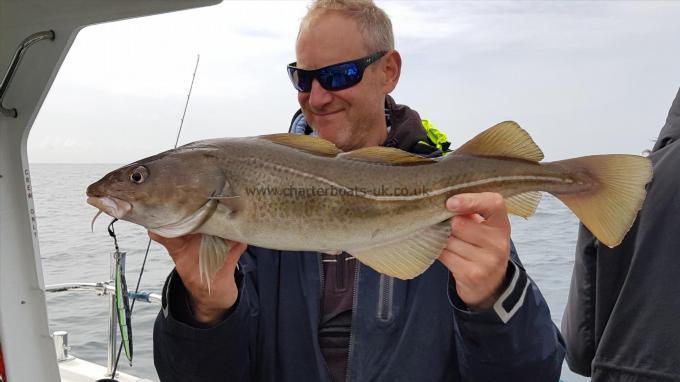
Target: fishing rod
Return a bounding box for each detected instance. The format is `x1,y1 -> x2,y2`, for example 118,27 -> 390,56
109,53 -> 201,378
175,54 -> 200,148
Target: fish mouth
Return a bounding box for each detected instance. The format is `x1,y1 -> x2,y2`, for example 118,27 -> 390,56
87,196 -> 133,229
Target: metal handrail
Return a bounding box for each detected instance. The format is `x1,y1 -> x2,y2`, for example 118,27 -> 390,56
0,30 -> 55,118
46,278 -> 162,376
45,282 -> 161,304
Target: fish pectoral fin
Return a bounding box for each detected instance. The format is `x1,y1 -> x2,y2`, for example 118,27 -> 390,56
505,191 -> 542,218
348,220 -> 451,280
199,234 -> 232,291
209,177 -> 243,212
453,121 -> 544,162
260,133 -> 341,157
217,196 -> 242,212
340,146 -> 436,166
208,195 -> 242,211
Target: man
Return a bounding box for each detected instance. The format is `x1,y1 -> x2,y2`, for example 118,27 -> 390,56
562,87 -> 680,381
152,1 -> 565,381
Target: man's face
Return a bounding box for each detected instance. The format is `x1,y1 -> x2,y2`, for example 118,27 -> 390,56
295,13 -> 388,151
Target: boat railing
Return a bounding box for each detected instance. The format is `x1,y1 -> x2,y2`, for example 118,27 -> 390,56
45,282 -> 161,305
44,251 -> 160,379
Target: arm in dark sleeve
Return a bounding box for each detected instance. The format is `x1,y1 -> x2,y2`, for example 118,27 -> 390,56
449,241 -> 565,382
153,254 -> 258,382
561,224 -> 598,377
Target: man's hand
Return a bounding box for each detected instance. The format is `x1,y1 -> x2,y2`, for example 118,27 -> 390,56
148,232 -> 247,326
438,192 -> 510,311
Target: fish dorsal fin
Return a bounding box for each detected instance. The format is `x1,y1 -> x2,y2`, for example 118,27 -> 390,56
340,146 -> 436,166
260,133 -> 341,157
454,121 -> 544,162
505,191 -> 542,218
348,220 -> 451,279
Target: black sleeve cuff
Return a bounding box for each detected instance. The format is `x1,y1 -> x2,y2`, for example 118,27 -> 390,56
162,268 -> 244,329
448,259 -> 530,324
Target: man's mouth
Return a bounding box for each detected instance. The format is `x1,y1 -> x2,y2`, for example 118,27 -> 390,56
316,110 -> 341,116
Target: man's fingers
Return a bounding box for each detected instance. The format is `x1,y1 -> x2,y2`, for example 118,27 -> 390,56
449,215 -> 509,254
468,213 -> 485,224
147,231 -> 194,253
225,241 -> 247,263
438,248 -> 472,279
211,240 -> 246,279
444,231 -> 480,261
148,232 -> 245,266
147,230 -> 168,245
447,192 -> 509,229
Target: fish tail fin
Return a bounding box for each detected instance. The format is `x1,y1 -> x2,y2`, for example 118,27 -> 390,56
551,154 -> 652,247
199,234 -> 231,293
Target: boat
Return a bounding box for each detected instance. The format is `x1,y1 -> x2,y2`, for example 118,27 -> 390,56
0,1 -> 219,381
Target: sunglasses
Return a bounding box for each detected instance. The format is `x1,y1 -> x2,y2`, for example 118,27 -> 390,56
287,51 -> 387,92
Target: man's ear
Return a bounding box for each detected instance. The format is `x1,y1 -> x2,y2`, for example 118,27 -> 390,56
381,50 -> 402,93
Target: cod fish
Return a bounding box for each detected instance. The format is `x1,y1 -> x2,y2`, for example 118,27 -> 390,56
86,121 -> 652,282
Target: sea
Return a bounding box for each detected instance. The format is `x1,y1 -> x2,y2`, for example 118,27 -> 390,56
32,163 -> 589,381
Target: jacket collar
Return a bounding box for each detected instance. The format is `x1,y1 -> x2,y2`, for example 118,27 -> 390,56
289,95 -> 448,156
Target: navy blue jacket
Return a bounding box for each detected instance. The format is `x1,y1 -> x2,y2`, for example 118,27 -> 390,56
153,100 -> 565,381
154,248 -> 564,381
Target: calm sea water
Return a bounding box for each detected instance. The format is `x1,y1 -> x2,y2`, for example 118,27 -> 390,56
32,163 -> 589,381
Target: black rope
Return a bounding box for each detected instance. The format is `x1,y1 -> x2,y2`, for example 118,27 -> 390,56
107,218 -> 120,253
108,219 -> 152,377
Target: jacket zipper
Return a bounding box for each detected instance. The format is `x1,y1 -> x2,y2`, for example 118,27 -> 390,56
377,274 -> 394,321
345,262 -> 360,382
317,253 -> 333,381
318,253 -> 324,292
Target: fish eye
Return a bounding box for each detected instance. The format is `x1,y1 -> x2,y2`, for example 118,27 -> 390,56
130,166 -> 149,184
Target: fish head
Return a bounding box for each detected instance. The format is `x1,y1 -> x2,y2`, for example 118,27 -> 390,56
86,146 -> 227,232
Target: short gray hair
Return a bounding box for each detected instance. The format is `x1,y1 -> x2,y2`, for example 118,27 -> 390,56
300,0 -> 394,52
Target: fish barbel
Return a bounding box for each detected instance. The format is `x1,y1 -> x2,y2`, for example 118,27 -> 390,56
86,121 -> 652,281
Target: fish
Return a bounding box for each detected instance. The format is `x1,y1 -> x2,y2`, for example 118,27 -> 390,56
86,121 -> 652,282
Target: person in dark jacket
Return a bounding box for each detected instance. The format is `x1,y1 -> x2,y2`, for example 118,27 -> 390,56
151,1 -> 565,381
562,87 -> 680,382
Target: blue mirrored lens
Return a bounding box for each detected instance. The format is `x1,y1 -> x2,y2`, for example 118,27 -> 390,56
288,67 -> 311,92
318,63 -> 360,90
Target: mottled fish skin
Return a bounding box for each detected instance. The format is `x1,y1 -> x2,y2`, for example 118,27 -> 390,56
191,139 -> 583,251
86,122 -> 652,280
87,135 -> 584,250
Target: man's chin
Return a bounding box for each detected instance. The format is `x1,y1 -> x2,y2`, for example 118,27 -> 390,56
314,125 -> 340,142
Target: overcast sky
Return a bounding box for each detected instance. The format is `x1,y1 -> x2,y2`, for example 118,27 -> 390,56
28,1 -> 680,164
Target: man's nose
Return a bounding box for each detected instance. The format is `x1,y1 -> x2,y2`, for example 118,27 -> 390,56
308,79 -> 333,109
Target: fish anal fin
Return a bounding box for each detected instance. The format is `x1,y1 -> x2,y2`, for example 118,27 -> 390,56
348,220 -> 451,279
505,191 -> 542,218
340,146 -> 436,166
454,121 -> 544,162
199,234 -> 232,292
260,133 -> 341,157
